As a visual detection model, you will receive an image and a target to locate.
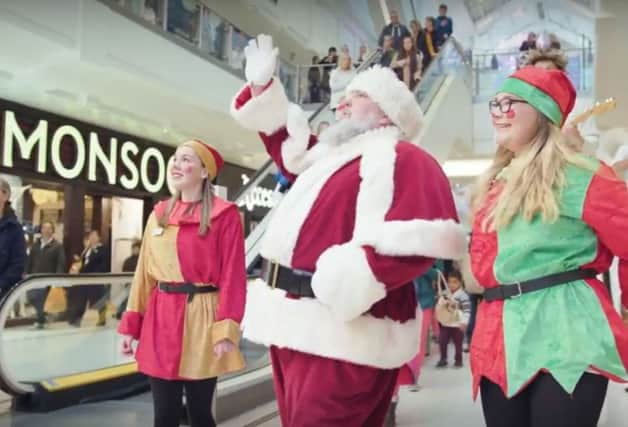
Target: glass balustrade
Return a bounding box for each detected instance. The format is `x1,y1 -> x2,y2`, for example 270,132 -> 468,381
100,0 -> 298,101
472,48 -> 594,100
0,274 -> 267,394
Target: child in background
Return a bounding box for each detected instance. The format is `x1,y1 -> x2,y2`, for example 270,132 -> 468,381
436,270 -> 470,368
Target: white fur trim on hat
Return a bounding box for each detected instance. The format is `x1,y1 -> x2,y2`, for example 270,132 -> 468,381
345,66 -> 424,140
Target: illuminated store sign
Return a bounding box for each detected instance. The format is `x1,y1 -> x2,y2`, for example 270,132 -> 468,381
236,174 -> 278,212
0,104 -> 173,194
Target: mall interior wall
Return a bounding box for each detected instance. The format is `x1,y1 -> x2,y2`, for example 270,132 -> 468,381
595,0 -> 628,130
202,0 -> 378,62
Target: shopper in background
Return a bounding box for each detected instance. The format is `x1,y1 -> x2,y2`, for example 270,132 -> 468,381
379,35 -> 396,67
378,9 -> 411,52
26,221 -> 66,329
519,32 -> 537,51
418,17 -> 438,72
0,177 -> 26,299
66,229 -> 110,327
329,54 -> 357,109
435,4 -> 454,47
392,35 -> 423,90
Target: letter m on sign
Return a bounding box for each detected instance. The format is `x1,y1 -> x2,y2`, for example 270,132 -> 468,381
2,110 -> 48,173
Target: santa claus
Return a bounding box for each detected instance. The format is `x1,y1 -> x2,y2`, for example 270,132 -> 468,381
230,35 -> 466,426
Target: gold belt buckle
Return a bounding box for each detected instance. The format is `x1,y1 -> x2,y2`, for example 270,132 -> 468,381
270,261 -> 280,289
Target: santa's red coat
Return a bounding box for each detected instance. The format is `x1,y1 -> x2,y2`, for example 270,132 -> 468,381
231,79 -> 466,369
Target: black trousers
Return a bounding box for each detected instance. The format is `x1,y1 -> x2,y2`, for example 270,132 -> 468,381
480,373 -> 608,427
65,284 -> 108,324
149,376 -> 217,427
28,287 -> 50,324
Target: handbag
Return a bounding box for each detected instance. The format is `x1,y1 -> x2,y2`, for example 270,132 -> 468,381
44,287 -> 67,314
434,271 -> 463,327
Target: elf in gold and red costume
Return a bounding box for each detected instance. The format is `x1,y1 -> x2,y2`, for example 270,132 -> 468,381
118,140 -> 246,427
230,34 -> 466,427
471,66 -> 628,427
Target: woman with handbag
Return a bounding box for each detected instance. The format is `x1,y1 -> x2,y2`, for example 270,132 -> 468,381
470,66 -> 628,427
118,139 -> 247,427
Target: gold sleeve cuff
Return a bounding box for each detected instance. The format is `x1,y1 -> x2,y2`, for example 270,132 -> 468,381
211,319 -> 242,346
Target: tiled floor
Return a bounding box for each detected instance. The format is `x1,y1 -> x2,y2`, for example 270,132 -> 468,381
224,345 -> 628,427
0,345 -> 626,426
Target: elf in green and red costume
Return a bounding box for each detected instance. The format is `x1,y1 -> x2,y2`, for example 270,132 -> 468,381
470,66 -> 628,427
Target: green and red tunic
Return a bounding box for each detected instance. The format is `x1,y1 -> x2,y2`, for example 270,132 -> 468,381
470,158 -> 628,398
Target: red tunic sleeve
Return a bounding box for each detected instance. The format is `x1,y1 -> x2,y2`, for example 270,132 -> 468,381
582,164 -> 628,309
211,206 -> 247,344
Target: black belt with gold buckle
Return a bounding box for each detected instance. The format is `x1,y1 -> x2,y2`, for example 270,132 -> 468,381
158,282 -> 218,303
269,263 -> 315,298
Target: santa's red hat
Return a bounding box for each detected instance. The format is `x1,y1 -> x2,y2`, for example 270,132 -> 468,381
498,67 -> 576,126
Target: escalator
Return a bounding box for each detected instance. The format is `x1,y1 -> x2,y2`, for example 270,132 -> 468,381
0,38 -> 470,424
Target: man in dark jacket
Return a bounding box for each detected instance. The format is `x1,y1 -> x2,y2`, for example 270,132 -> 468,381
435,4 -> 453,47
66,229 -> 110,327
26,221 -> 66,328
0,178 -> 26,298
378,10 -> 411,52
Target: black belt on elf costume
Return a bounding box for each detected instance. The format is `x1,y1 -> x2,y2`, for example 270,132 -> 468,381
158,282 -> 218,303
268,262 -> 315,298
483,268 -> 598,302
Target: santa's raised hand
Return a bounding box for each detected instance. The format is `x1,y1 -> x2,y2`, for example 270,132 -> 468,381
244,34 -> 279,87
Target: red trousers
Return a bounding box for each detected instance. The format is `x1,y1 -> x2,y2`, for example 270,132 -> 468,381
270,346 -> 399,426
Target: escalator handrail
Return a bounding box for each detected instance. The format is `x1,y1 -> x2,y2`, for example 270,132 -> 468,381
231,48 -> 383,204
0,274 -> 135,395
414,36 -> 465,96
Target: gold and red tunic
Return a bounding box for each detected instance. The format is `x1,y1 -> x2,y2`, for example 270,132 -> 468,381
118,197 -> 247,380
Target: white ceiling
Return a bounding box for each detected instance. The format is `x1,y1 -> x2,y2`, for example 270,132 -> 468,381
470,0 -> 597,51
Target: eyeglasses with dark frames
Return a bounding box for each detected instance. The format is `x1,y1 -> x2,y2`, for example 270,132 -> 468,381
489,98 -> 529,115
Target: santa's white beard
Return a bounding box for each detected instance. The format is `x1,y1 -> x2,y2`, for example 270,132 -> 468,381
318,114 -> 381,147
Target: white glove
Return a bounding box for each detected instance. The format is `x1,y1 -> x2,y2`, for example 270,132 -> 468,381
244,34 -> 279,86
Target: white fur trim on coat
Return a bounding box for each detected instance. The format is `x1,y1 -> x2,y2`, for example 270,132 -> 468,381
260,126 -> 400,266
312,243 -> 386,322
230,78 -> 290,135
280,104 -> 313,175
243,279 -> 420,369
359,218 -> 468,259
346,66 -> 424,140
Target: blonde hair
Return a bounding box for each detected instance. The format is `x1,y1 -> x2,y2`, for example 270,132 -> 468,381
523,48 -> 568,71
339,54 -> 352,71
473,114 -> 589,231
158,161 -> 215,236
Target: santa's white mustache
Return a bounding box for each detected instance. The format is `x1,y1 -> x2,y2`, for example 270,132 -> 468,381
317,113 -> 382,146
